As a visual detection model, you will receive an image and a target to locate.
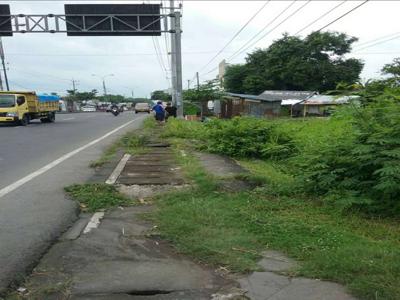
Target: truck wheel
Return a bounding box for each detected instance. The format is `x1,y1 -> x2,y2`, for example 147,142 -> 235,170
20,114 -> 30,126
48,112 -> 55,123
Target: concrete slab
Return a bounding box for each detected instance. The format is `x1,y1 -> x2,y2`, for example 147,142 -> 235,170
125,161 -> 174,166
12,206 -> 230,299
258,250 -> 297,273
72,260 -> 215,295
195,152 -> 247,177
238,272 -> 290,300
238,250 -> 356,300
60,213 -> 91,241
269,277 -> 357,300
118,176 -> 185,185
117,149 -> 184,186
71,291 -> 210,300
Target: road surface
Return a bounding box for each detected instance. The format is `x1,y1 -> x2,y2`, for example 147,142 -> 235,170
0,112 -> 147,293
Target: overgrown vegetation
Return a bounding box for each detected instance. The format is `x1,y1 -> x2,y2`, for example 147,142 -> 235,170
65,184 -> 134,212
154,148 -> 400,300
154,60 -> 400,298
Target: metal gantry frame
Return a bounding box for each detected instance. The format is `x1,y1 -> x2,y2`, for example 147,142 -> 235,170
0,6 -> 184,117
0,13 -> 171,34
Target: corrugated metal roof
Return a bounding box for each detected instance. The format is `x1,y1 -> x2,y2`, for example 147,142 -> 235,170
225,92 -> 281,102
259,90 -> 316,101
304,95 -> 359,105
281,99 -> 304,106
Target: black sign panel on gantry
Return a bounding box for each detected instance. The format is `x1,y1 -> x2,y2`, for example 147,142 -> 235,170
0,5 -> 12,37
65,4 -> 161,36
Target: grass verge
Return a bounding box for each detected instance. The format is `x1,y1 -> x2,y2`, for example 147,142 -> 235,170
65,184 -> 134,212
153,140 -> 400,300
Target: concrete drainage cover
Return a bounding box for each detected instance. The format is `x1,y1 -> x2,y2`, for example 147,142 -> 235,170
117,147 -> 184,186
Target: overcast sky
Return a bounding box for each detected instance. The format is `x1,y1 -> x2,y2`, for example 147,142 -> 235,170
2,0 -> 400,97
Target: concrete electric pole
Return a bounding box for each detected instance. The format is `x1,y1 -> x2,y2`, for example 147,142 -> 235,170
170,0 -> 183,118
174,10 -> 183,118
0,38 -> 9,91
170,0 -> 177,106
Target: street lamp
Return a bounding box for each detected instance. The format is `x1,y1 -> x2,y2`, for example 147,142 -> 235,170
91,74 -> 114,96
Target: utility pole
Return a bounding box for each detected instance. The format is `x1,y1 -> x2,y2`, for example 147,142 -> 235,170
174,9 -> 183,118
102,79 -> 107,96
0,64 -> 3,91
71,79 -> 79,93
0,38 -> 9,91
196,72 -> 200,91
170,0 -> 177,107
187,80 -> 190,90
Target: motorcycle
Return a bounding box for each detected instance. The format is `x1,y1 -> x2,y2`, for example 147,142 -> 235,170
111,107 -> 120,116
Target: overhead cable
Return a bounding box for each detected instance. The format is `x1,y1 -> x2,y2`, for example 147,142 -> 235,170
197,0 -> 271,74
225,0 -> 297,63
294,0 -> 346,35
316,0 -> 369,32
227,0 -> 311,64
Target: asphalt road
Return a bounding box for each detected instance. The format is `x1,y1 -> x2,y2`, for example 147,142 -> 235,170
0,112 -> 147,293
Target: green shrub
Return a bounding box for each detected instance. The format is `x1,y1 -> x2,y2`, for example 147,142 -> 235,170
162,118 -> 204,139
301,100 -> 400,216
204,117 -> 296,159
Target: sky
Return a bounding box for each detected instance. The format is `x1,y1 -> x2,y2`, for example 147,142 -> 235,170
1,0 -> 400,97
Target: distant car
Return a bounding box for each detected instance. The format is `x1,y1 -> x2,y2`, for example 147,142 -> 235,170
81,106 -> 96,112
135,103 -> 151,114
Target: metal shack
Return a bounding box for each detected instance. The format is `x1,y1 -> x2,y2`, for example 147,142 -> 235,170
221,90 -> 315,118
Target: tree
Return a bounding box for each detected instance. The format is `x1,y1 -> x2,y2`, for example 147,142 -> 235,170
183,79 -> 223,116
65,89 -> 98,102
151,90 -> 172,102
223,64 -> 248,93
382,58 -> 400,78
224,31 -> 363,94
183,79 -> 223,103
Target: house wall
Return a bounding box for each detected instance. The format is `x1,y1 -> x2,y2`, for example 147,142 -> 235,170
244,100 -> 281,117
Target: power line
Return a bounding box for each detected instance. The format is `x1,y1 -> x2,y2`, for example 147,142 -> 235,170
294,0 -> 346,35
225,0 -> 297,64
197,0 -> 271,74
316,0 -> 369,32
354,31 -> 400,48
227,0 -> 311,64
151,35 -> 169,83
353,35 -> 400,52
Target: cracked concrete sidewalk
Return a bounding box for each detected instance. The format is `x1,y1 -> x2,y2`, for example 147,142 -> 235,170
9,206 -> 234,300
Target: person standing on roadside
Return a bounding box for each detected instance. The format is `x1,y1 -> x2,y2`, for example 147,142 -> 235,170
152,101 -> 165,124
165,102 -> 177,121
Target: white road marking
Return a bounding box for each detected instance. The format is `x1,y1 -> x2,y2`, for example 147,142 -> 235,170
83,212 -> 105,234
61,117 -> 75,121
0,118 -> 140,198
105,153 -> 131,185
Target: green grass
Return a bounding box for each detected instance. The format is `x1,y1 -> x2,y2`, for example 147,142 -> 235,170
65,184 -> 134,212
89,130 -> 149,168
153,143 -> 400,300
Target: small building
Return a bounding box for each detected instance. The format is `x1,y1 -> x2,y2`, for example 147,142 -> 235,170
302,95 -> 360,116
221,90 -> 315,119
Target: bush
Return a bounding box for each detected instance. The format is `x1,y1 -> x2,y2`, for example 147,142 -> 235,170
301,100 -> 400,216
204,117 -> 296,159
161,118 -> 204,139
